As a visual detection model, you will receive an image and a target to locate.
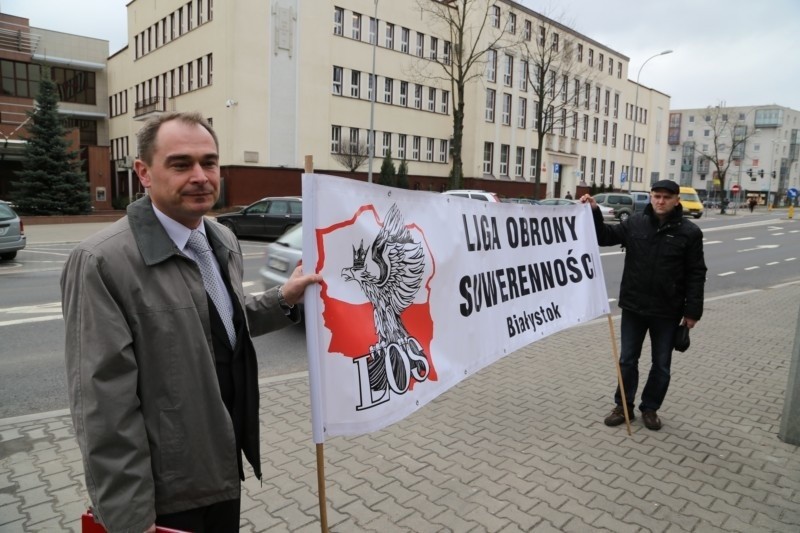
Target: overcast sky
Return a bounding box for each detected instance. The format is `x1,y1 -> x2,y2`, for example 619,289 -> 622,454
4,0 -> 799,111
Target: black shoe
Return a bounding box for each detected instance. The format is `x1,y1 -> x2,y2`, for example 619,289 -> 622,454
641,410 -> 662,430
604,405 -> 634,427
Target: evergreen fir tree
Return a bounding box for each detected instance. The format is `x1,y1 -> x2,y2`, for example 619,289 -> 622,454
379,151 -> 396,187
11,74 -> 91,215
396,159 -> 409,189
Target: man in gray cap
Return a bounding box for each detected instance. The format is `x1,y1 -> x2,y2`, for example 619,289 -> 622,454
580,180 -> 707,430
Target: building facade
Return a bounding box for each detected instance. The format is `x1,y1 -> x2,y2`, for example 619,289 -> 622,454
107,0 -> 671,206
667,105 -> 800,205
0,13 -> 111,208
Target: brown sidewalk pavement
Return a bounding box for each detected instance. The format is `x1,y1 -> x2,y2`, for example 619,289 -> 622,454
2,282 -> 799,531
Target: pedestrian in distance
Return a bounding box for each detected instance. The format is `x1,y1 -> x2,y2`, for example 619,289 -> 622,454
580,180 -> 707,431
748,197 -> 757,213
61,111 -> 322,532
564,191 -> 573,200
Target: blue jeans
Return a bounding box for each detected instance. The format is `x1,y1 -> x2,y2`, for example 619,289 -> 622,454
615,309 -> 680,412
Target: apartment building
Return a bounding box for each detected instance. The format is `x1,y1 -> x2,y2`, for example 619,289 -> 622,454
667,105 -> 800,204
0,13 -> 110,208
107,0 -> 670,205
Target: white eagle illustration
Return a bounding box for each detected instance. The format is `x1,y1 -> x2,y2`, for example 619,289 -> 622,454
341,204 -> 426,391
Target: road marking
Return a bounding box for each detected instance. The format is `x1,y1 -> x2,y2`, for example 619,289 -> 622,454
745,266 -> 760,271
0,315 -> 62,327
771,232 -> 785,236
0,302 -> 62,314
786,258 -> 796,262
767,262 -> 780,266
16,249 -> 70,257
704,240 -> 722,245
737,244 -> 780,253
735,236 -> 755,241
718,271 -> 736,277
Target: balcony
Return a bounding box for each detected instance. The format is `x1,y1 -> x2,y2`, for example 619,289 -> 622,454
134,96 -> 167,120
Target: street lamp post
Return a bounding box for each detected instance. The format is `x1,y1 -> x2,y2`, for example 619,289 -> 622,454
768,139 -> 786,210
627,50 -> 673,193
367,0 -> 378,184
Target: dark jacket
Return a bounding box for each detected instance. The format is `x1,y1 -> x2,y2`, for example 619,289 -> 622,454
592,202 -> 707,320
62,197 -> 296,533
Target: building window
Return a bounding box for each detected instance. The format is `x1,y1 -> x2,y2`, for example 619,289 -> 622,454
572,112 -> 578,139
483,142 -> 494,174
416,33 -> 424,57
507,13 -> 516,34
385,22 -> 394,48
331,125 -> 341,152
398,134 -> 407,159
590,157 -> 596,183
384,78 -> 393,104
499,144 -> 509,175
349,128 -> 359,151
412,136 -> 421,160
598,53 -> 604,71
414,84 -> 422,109
582,114 -> 588,141
503,54 -> 513,86
332,66 -> 342,94
532,100 -> 539,129
608,57 -> 613,75
399,81 -> 408,106
352,13 -> 361,40
490,6 -> 500,28
584,82 -> 590,109
350,70 -> 360,98
588,48 -> 594,67
515,147 -> 524,177
428,87 -> 436,111
369,17 -> 377,44
440,90 -> 449,114
333,7 -> 343,35
426,138 -> 434,161
485,89 -> 496,122
486,49 -> 497,82
401,27 -> 409,53
518,97 -> 527,128
524,20 -> 531,41
577,44 -> 583,62
574,78 -> 580,106
592,117 -> 599,142
439,139 -> 448,163
560,109 -> 567,136
382,132 -> 391,156
600,159 -> 606,184
443,41 -> 451,64
552,32 -> 559,52
502,93 -> 511,125
610,161 -> 616,183
604,90 -> 610,115
613,93 -> 619,118
594,86 -> 600,112
602,120 -> 608,145
519,60 -> 528,91
430,36 -> 438,60
367,74 -> 374,101
612,122 -> 617,147
530,148 -> 539,177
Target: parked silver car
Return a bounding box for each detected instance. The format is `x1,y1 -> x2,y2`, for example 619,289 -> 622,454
0,202 -> 26,260
259,223 -> 302,291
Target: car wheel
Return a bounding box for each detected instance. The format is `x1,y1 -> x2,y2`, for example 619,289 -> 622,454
618,211 -> 630,222
0,251 -> 17,260
220,220 -> 237,236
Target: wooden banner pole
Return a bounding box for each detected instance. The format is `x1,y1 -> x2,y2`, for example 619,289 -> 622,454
315,443 -> 329,532
607,314 -> 632,436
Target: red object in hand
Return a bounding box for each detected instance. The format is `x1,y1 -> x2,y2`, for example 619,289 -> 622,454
82,510 -> 188,533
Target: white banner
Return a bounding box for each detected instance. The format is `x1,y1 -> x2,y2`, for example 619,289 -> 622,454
302,174 -> 609,442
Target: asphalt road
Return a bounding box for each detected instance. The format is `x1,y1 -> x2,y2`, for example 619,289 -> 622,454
1,211 -> 797,418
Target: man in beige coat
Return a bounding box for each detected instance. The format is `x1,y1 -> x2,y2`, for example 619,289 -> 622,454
62,112 -> 320,532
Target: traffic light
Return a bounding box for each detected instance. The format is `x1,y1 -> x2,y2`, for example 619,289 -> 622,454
771,171 -> 777,178
747,168 -> 754,180
759,169 -> 765,178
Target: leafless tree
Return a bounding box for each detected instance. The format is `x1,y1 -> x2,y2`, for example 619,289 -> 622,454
331,140 -> 370,172
522,13 -> 596,198
689,104 -> 757,198
415,0 -> 514,190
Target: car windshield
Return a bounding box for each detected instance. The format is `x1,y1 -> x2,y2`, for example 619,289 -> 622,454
0,203 -> 16,221
276,224 -> 303,248
680,192 -> 701,203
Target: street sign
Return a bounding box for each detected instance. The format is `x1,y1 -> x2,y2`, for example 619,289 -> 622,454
620,171 -> 627,183
731,184 -> 741,193
788,187 -> 799,199
553,163 -> 560,174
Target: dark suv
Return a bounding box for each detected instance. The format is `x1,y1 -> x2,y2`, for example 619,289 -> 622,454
593,193 -> 636,221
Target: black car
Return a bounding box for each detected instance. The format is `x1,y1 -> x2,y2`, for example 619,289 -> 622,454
215,196 -> 301,239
